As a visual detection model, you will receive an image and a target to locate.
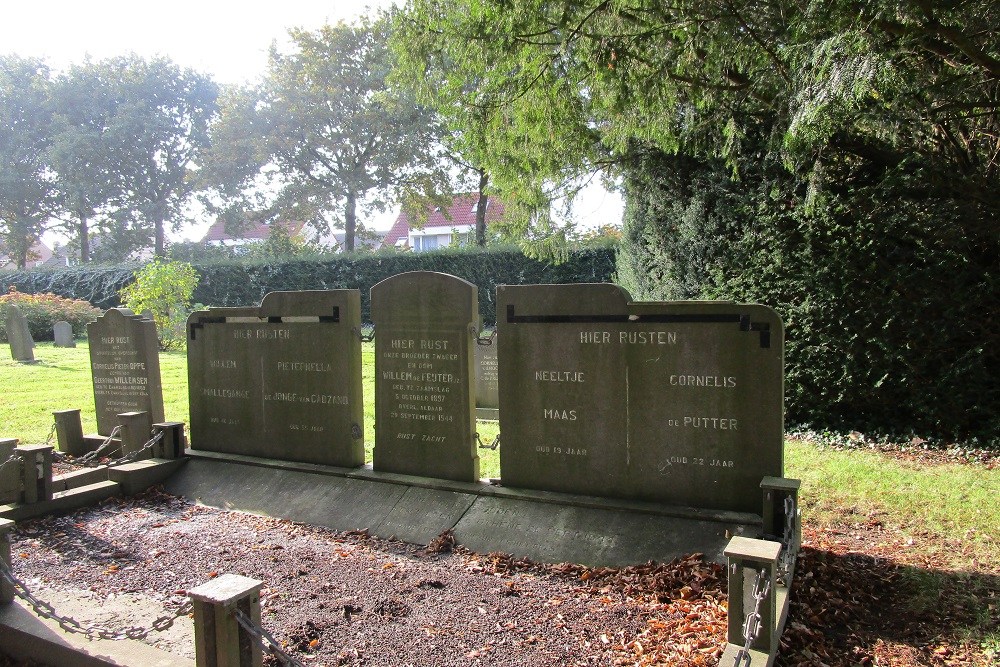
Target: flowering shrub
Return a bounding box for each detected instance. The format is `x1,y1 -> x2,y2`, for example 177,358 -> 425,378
0,287 -> 102,342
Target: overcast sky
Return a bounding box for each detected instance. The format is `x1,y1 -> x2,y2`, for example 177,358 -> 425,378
3,0 -> 622,240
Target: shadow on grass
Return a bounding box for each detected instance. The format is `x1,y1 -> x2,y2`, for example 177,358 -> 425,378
779,545 -> 1000,665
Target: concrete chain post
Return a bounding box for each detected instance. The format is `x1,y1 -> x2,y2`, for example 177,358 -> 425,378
189,574 -> 264,667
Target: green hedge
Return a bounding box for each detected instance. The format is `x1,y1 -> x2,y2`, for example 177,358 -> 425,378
619,145 -> 998,444
0,245 -> 616,324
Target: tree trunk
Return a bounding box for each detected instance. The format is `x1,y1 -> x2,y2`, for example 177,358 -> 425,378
344,192 -> 357,252
78,213 -> 90,263
475,170 -> 489,246
154,216 -> 166,257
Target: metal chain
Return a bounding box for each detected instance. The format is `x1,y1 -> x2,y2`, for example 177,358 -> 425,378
733,567 -> 771,666
76,425 -> 123,466
234,607 -> 307,667
476,328 -> 496,346
475,432 -> 500,450
778,495 -> 798,585
0,558 -> 192,641
103,430 -> 164,467
43,422 -> 57,448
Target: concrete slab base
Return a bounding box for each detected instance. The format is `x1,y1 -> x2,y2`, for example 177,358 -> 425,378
0,598 -> 193,667
166,453 -> 760,566
0,481 -> 120,521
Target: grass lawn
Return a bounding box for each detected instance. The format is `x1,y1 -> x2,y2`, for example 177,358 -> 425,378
1,340 -> 998,662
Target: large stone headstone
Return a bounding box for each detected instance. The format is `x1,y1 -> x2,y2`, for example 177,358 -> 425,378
497,283 -> 783,514
53,320 -> 76,348
371,272 -> 480,482
187,290 -> 364,467
474,332 -> 499,420
5,305 -> 35,362
87,308 -> 165,435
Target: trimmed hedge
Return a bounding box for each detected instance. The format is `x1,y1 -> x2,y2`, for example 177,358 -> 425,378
0,245 -> 616,324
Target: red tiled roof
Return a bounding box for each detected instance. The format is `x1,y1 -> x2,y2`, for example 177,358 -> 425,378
202,219 -> 306,243
382,194 -> 506,248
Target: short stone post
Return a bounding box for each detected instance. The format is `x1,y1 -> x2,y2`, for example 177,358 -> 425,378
724,537 -> 781,660
189,574 -> 264,667
118,411 -> 153,460
0,518 -> 14,604
53,409 -> 87,457
153,422 -> 187,459
0,439 -> 19,504
15,445 -> 53,504
761,476 -> 801,585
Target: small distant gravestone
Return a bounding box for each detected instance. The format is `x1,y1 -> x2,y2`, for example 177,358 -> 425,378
187,290 -> 365,467
371,271 -> 480,482
474,332 -> 499,420
497,283 -> 784,514
87,308 -> 164,436
5,305 -> 35,363
53,321 -> 75,348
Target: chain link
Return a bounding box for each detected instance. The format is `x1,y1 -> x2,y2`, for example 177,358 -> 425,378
733,567 -> 771,666
234,607 -> 307,667
0,558 -> 192,641
76,425 -> 123,466
475,432 -> 500,450
777,495 -> 798,585
103,430 -> 164,467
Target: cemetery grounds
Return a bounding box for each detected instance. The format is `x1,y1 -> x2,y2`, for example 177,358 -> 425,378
1,342 -> 998,666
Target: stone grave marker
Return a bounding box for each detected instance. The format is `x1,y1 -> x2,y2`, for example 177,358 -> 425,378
497,283 -> 783,514
187,290 -> 364,467
87,308 -> 165,435
371,271 -> 479,482
474,331 -> 499,420
5,305 -> 35,362
53,320 -> 75,347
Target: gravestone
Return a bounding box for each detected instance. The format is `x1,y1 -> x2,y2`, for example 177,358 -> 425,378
87,308 -> 165,435
187,290 -> 364,467
53,321 -> 75,348
474,332 -> 499,420
370,272 -> 479,482
5,305 -> 35,362
497,283 -> 783,514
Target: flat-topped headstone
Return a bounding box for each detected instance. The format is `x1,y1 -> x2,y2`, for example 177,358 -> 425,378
187,290 -> 364,467
87,308 -> 165,436
53,320 -> 75,348
474,332 -> 499,420
5,305 -> 35,362
371,271 -> 480,482
497,283 -> 783,514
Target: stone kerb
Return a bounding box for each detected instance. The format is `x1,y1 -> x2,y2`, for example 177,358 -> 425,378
187,290 -> 364,468
87,308 -> 164,436
496,283 -> 784,514
371,271 -> 480,482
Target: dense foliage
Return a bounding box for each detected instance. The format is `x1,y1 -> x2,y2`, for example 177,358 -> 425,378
397,0 -> 999,441
0,287 -> 101,341
0,246 -> 615,323
119,260 -> 201,350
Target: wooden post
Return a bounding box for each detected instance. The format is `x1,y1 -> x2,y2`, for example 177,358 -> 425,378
0,518 -> 14,604
53,409 -> 86,456
15,445 -> 53,503
118,411 -> 153,460
152,422 -> 187,459
189,574 -> 264,667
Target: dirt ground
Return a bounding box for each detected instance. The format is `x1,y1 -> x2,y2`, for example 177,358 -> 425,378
1,478 -> 997,667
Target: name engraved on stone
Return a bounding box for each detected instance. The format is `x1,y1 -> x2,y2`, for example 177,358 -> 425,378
87,309 -> 164,435
371,271 -> 479,482
497,283 -> 783,514
186,290 -> 364,467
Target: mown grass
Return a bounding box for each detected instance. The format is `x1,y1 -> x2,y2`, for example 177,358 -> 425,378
2,343 -> 993,559
1,341 -> 501,475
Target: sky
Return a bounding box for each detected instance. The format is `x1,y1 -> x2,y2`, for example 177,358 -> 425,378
2,1 -> 623,242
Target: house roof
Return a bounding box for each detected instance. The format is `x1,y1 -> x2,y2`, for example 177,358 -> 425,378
382,194 -> 506,248
202,219 -> 306,243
